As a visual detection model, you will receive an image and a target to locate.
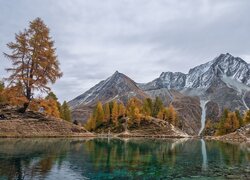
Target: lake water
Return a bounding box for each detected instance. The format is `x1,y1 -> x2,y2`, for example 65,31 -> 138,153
0,138 -> 249,179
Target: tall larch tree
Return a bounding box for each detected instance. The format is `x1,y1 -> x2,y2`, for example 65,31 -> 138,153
235,110 -> 243,127
85,115 -> 96,131
118,102 -> 126,117
4,18 -> 62,113
224,112 -> 239,134
244,110 -> 250,125
168,105 -> 178,126
94,102 -> 104,127
157,107 -> 169,121
126,98 -> 142,125
103,103 -> 111,123
111,101 -> 119,126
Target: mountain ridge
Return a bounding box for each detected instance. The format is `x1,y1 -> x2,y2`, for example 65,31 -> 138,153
140,53 -> 250,91
68,53 -> 250,135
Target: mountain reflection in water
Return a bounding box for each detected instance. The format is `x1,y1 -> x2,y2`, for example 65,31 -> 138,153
0,138 -> 249,179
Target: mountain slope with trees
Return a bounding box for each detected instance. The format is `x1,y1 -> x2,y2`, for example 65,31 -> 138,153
69,53 -> 250,137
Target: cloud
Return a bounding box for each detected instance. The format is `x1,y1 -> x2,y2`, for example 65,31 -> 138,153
0,0 -> 250,102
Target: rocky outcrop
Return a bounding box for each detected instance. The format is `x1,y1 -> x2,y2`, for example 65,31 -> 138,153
172,95 -> 202,135
0,104 -> 93,137
206,100 -> 220,123
208,123 -> 250,143
96,117 -> 189,138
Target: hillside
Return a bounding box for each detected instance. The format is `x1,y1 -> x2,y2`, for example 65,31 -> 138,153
94,117 -> 189,138
209,123 -> 250,143
0,104 -> 93,137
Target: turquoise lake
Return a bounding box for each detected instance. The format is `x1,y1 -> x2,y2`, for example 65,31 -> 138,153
0,138 -> 249,179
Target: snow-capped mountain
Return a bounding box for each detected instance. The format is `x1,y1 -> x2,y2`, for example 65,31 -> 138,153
69,53 -> 250,134
138,72 -> 186,91
68,71 -> 148,109
140,53 -> 250,92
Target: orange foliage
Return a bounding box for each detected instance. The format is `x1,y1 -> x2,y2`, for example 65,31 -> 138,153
30,98 -> 60,118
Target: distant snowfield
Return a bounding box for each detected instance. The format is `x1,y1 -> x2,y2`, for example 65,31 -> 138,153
221,75 -> 250,110
221,75 -> 250,94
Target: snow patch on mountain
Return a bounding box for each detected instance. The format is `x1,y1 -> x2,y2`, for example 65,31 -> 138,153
141,53 -> 250,92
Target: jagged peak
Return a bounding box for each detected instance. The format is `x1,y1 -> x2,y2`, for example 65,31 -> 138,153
215,53 -> 245,62
114,70 -> 120,74
160,71 -> 186,78
110,70 -> 127,80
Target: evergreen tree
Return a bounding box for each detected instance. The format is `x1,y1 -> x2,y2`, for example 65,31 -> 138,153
152,97 -> 163,117
46,91 -> 62,115
0,81 -> 4,91
217,109 -> 229,135
142,98 -> 153,117
0,81 -> 6,103
61,101 -> 72,122
4,18 -> 62,113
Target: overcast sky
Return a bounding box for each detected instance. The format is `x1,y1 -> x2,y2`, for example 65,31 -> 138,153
1,0 -> 250,102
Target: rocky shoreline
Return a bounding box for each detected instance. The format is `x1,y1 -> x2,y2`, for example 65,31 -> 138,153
205,125 -> 250,143
0,105 -> 249,141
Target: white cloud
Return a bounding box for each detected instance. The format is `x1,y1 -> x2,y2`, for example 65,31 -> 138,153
0,0 -> 250,102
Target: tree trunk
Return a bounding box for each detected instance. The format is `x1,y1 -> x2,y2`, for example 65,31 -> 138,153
18,102 -> 30,113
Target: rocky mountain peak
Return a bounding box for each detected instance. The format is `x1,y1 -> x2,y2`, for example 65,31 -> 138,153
141,53 -> 250,91
68,71 -> 147,109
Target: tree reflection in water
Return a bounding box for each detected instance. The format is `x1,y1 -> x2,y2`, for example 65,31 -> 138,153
0,138 -> 249,179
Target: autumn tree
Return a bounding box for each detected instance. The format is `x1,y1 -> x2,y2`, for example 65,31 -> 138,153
157,108 -> 169,121
244,110 -> 250,125
157,105 -> 178,126
93,102 -> 105,128
103,103 -> 111,123
126,98 -> 142,125
38,98 -> 60,118
4,82 -> 27,106
4,18 -> 62,113
111,101 -> 119,126
235,110 -> 243,127
85,115 -> 96,131
118,102 -> 126,117
217,109 -> 229,135
168,105 -> 178,126
224,112 -> 239,134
